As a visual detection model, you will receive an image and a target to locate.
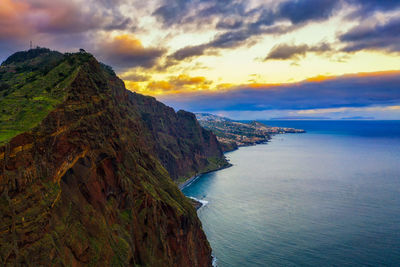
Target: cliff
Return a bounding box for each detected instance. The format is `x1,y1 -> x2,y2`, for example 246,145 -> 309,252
129,95 -> 228,183
0,49 -> 225,266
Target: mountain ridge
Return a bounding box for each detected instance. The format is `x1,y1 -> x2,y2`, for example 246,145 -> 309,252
0,48 -> 225,266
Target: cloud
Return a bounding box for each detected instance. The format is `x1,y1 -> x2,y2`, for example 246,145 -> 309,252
216,17 -> 244,30
148,81 -> 174,92
265,42 -> 332,61
96,34 -> 165,69
277,0 -> 340,24
0,0 -> 30,40
0,0 -> 135,61
169,23 -> 298,61
170,44 -> 209,61
346,0 -> 400,17
0,0 -> 132,36
153,0 -> 247,28
154,0 -> 340,28
28,1 -> 101,34
167,0 -> 341,62
170,74 -> 209,86
340,18 -> 400,53
120,72 -> 151,82
160,0 -> 400,60
131,74 -> 213,95
159,71 -> 400,112
1,0 -> 399,79
169,30 -> 253,61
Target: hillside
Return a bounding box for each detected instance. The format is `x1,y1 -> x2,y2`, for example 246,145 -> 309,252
0,49 -> 227,266
196,113 -> 305,151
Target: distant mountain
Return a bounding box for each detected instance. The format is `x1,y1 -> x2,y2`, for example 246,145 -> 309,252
196,113 -> 305,152
195,112 -> 232,122
341,116 -> 375,120
271,116 -> 331,120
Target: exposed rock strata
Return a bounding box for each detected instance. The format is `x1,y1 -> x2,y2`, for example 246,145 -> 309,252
0,50 -> 226,266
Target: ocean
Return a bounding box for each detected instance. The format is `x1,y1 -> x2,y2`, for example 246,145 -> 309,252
182,120 -> 400,266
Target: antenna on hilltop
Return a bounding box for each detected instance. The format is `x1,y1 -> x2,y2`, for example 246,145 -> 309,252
30,41 -> 32,50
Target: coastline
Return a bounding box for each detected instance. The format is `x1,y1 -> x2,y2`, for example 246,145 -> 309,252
178,163 -> 232,190
221,139 -> 269,153
180,131 -> 301,190
181,130 -> 306,190
180,121 -> 400,266
222,130 -> 306,153
181,132 -> 301,266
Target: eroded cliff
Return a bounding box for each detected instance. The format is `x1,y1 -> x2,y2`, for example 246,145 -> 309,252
0,49 -> 225,266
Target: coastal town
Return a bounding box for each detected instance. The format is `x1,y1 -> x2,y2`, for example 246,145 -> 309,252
195,113 -> 305,151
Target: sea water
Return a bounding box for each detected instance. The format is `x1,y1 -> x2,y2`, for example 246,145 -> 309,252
183,121 -> 400,266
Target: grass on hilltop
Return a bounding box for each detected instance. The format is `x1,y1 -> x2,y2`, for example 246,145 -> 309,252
0,48 -> 94,145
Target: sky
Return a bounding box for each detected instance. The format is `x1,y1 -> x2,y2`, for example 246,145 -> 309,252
1,0 -> 400,119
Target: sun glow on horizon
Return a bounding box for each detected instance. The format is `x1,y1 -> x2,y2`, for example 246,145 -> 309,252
0,0 -> 399,118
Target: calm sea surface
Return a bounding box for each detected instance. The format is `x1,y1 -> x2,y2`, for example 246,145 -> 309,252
183,121 -> 400,266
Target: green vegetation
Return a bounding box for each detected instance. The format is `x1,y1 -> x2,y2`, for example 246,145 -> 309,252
0,48 -> 95,144
0,48 -> 214,266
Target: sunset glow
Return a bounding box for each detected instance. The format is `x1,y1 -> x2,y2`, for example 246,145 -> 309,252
0,0 -> 399,119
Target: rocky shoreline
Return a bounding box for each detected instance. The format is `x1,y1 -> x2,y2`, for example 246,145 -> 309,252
178,163 -> 233,190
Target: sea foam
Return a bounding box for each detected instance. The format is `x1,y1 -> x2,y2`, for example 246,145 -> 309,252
188,196 -> 209,209
212,253 -> 218,267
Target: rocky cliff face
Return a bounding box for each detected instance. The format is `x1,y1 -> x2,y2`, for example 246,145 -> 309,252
130,94 -> 227,182
0,49 -> 225,266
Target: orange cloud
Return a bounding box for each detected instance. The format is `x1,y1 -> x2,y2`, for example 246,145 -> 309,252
148,81 -> 174,91
246,83 -> 284,89
128,69 -> 400,97
97,34 -> 165,69
105,35 -> 144,54
306,75 -> 332,82
306,70 -> 400,83
171,74 -> 209,86
216,83 -> 234,90
126,74 -> 213,95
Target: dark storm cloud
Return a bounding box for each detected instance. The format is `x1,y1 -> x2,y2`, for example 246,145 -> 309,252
159,72 -> 400,112
340,18 -> 400,53
265,43 -> 332,60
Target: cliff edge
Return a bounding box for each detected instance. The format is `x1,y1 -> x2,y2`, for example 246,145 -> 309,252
0,49 -> 226,266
